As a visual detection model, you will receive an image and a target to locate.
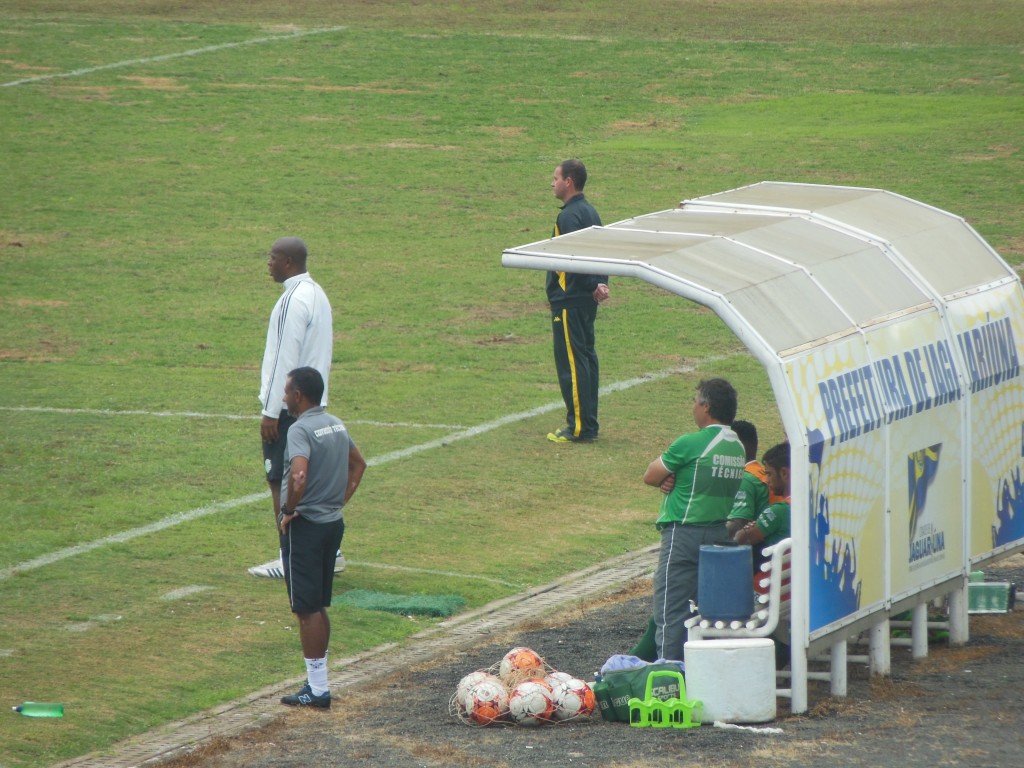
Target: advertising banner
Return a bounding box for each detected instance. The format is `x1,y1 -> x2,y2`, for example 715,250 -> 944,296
787,331 -> 887,634
871,313 -> 964,598
783,298 -> 1017,634
945,283 -> 1024,558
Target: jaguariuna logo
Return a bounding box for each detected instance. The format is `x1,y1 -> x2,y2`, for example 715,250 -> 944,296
908,444 -> 944,565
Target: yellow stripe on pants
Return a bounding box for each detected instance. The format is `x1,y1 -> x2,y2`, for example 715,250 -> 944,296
560,308 -> 582,438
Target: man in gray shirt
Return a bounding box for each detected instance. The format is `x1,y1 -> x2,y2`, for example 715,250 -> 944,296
277,367 -> 367,709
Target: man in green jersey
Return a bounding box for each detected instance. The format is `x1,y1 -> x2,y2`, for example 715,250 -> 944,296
643,378 -> 746,661
736,441 -> 791,669
629,418 -> 771,660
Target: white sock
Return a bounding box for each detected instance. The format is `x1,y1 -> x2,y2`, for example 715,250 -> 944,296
305,657 -> 329,696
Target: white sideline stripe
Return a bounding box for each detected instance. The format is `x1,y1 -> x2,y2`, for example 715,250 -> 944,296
347,561 -> 522,588
351,419 -> 468,430
1,26 -> 348,88
62,613 -> 123,633
64,621 -> 97,633
0,364 -> 699,581
161,585 -> 214,601
0,492 -> 268,581
367,365 -> 692,465
0,406 -> 467,430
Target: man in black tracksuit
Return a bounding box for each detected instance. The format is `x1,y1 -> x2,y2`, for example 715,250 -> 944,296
546,159 -> 609,443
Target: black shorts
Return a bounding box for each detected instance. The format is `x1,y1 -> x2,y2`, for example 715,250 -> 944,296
280,516 -> 345,614
262,411 -> 297,483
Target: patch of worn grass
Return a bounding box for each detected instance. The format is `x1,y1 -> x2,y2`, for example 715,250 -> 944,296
970,612 -> 1024,640
912,644 -> 1001,674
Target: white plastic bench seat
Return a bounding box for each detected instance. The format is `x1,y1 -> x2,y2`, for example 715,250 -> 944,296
685,538 -> 792,641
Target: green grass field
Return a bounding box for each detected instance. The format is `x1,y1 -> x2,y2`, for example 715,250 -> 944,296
1,1 -> 1021,765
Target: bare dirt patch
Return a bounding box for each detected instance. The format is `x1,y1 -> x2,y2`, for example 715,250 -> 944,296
5,298 -> 69,307
120,75 -> 188,90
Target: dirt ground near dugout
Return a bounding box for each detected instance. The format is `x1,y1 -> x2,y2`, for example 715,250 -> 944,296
166,555 -> 1024,768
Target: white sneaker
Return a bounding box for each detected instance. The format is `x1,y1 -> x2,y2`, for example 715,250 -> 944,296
248,552 -> 344,577
248,558 -> 285,579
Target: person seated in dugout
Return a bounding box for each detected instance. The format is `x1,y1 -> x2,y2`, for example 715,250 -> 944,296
734,441 -> 791,561
725,421 -> 785,540
735,441 -> 792,669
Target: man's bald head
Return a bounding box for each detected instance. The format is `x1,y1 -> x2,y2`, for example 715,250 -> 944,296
272,237 -> 307,267
267,237 -> 309,283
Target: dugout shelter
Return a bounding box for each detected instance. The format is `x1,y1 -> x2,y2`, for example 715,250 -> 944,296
502,181 -> 1024,713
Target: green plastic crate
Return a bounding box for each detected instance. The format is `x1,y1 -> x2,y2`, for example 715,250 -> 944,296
967,582 -> 1014,614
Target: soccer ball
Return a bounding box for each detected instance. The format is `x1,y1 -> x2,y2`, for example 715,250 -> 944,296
544,671 -> 574,689
551,677 -> 597,721
498,646 -> 545,684
507,679 -> 554,726
466,679 -> 509,725
456,671 -> 501,714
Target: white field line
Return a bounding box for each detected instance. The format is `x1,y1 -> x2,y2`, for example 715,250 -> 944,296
0,364 -> 700,582
1,25 -> 348,88
353,419 -> 468,430
161,585 -> 214,601
366,366 -> 691,465
0,492 -> 269,581
0,406 -> 466,430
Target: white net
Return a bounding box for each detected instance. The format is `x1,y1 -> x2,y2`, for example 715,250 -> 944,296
449,646 -> 598,727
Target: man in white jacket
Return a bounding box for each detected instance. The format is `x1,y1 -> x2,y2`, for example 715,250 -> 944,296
249,236 -> 338,578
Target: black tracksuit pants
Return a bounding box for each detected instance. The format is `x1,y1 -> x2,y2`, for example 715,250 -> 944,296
551,302 -> 599,439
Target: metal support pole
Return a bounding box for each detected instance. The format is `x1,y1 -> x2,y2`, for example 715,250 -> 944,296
948,579 -> 969,646
829,638 -> 847,696
791,638 -> 808,713
911,602 -> 929,659
868,619 -> 891,676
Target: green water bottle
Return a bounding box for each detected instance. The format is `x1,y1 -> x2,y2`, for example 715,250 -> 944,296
12,702 -> 64,718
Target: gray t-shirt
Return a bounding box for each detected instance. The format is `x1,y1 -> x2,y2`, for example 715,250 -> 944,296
281,406 -> 354,523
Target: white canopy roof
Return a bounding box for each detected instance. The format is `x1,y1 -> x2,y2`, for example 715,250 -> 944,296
503,181 -> 1015,361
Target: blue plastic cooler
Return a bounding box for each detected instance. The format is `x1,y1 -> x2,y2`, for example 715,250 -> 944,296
697,544 -> 753,621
